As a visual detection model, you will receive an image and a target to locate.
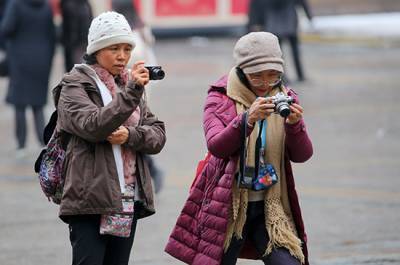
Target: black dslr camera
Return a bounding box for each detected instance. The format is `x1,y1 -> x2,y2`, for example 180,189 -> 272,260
268,92 -> 294,118
145,66 -> 165,80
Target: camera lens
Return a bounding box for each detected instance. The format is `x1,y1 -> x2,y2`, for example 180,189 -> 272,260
152,68 -> 165,80
145,66 -> 166,80
276,102 -> 291,118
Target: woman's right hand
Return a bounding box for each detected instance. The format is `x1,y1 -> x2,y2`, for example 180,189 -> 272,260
247,97 -> 275,125
107,126 -> 129,145
131,61 -> 149,87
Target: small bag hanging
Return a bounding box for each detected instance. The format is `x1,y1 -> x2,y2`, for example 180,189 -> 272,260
35,111 -> 71,204
99,184 -> 135,238
37,130 -> 66,204
237,112 -> 278,191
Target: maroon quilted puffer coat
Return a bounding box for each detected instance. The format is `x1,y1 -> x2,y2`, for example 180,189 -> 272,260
165,75 -> 313,265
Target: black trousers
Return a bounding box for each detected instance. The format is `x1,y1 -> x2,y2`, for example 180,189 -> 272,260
15,105 -> 44,149
68,215 -> 138,265
221,201 -> 300,265
278,35 -> 305,82
63,45 -> 85,72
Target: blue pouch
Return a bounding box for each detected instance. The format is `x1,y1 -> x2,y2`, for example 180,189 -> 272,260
252,163 -> 278,191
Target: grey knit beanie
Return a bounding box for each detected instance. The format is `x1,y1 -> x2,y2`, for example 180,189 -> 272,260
86,11 -> 135,55
233,32 -> 284,74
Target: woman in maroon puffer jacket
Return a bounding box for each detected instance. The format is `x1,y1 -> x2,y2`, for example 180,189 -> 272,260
165,32 -> 313,265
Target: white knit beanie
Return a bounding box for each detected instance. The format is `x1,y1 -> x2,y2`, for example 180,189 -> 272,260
233,32 -> 284,74
86,11 -> 136,55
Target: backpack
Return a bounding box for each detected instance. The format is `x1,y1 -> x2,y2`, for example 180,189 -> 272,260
34,86 -> 71,204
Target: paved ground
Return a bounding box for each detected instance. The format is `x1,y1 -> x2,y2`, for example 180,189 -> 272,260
0,36 -> 399,265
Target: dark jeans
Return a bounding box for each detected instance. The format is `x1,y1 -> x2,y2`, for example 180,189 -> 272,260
68,215 -> 138,265
278,35 -> 305,81
221,201 -> 300,265
15,105 -> 44,149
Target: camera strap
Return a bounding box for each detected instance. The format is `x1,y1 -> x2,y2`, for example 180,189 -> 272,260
254,120 -> 265,179
259,119 -> 267,154
238,112 -> 248,188
238,112 -> 267,187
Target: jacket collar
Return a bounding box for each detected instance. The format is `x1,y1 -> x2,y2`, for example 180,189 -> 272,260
52,65 -> 99,107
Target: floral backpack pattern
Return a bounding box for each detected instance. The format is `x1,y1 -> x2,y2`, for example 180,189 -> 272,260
37,130 -> 66,204
100,184 -> 135,237
34,108 -> 70,204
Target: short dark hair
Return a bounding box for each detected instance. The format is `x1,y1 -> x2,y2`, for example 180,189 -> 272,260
83,53 -> 98,65
235,67 -> 251,89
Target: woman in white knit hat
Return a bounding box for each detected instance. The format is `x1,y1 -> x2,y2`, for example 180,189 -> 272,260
166,32 -> 313,265
53,11 -> 166,264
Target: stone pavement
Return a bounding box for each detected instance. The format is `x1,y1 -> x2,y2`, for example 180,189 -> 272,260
0,34 -> 400,265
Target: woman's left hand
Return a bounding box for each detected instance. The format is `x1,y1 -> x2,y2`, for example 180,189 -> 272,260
107,126 -> 129,145
286,103 -> 303,124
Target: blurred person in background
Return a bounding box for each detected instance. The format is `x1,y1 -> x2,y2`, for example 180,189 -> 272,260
111,0 -> 157,90
111,0 -> 164,194
0,0 -> 8,49
111,0 -> 156,66
0,0 -> 9,76
55,11 -> 166,264
248,0 -> 313,82
247,0 -> 265,33
111,0 -> 144,32
1,0 -> 56,158
60,0 -> 93,72
166,32 -> 313,265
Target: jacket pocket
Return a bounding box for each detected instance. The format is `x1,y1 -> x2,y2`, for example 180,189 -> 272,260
67,138 -> 95,201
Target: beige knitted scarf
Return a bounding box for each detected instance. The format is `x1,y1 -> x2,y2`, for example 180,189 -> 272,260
223,68 -> 304,263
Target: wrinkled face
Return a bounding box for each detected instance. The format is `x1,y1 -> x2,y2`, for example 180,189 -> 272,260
96,43 -> 133,75
246,70 -> 282,97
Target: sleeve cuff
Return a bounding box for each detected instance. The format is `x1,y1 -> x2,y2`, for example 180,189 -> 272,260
124,126 -> 141,148
285,119 -> 306,135
127,80 -> 144,91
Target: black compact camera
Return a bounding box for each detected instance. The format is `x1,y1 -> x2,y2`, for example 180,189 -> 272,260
145,66 -> 165,80
238,167 -> 255,189
268,92 -> 294,118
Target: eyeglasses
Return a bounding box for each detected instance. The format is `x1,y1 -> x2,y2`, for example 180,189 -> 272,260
250,76 -> 282,87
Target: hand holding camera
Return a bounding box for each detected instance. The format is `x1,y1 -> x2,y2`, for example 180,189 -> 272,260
266,92 -> 303,123
131,61 -> 149,87
286,103 -> 303,124
248,91 -> 298,125
266,92 -> 295,118
247,97 -> 275,126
